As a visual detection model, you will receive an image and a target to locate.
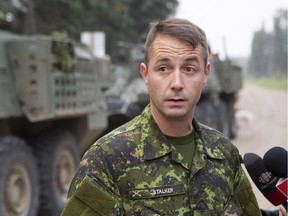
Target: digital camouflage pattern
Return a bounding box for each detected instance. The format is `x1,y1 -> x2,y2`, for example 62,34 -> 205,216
63,105 -> 261,216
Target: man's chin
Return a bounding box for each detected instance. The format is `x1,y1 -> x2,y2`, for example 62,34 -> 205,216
163,109 -> 189,120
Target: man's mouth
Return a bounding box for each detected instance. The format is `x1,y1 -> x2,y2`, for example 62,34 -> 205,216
168,97 -> 185,102
166,98 -> 186,106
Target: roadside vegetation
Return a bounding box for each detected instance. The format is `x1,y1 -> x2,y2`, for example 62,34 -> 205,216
245,78 -> 287,92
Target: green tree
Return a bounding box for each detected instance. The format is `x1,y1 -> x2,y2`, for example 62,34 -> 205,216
124,0 -> 178,40
31,0 -> 178,58
249,26 -> 272,77
32,0 -> 83,37
272,9 -> 287,77
249,9 -> 287,78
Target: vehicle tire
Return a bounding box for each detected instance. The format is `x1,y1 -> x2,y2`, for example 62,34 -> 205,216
125,102 -> 142,119
0,137 -> 39,216
103,99 -> 142,135
105,98 -> 142,119
30,129 -> 80,216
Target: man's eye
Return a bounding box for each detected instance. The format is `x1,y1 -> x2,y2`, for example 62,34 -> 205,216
159,67 -> 168,72
186,67 -> 195,73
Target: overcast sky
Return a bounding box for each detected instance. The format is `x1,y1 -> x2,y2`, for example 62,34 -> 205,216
175,0 -> 287,58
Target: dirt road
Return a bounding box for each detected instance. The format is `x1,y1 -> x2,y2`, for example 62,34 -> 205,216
232,84 -> 287,210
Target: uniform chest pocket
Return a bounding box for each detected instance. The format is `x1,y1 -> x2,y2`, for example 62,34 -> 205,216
124,184 -> 187,215
192,196 -> 238,216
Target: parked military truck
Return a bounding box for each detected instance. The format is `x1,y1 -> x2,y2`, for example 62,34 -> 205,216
195,49 -> 243,139
0,2 -> 112,216
80,36 -> 149,136
101,41 -> 149,134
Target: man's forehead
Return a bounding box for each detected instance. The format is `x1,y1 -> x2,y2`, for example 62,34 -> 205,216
151,37 -> 203,57
152,35 -> 203,50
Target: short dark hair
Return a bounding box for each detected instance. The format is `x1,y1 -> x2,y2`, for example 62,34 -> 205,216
144,18 -> 208,66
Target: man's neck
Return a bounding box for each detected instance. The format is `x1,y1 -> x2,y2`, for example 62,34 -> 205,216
161,122 -> 193,137
151,109 -> 194,137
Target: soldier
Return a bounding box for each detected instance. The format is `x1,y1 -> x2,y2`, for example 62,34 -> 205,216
61,18 -> 261,215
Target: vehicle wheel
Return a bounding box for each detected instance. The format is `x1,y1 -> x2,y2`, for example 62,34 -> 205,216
103,99 -> 142,135
0,137 -> 39,216
125,102 -> 142,119
30,129 -> 80,216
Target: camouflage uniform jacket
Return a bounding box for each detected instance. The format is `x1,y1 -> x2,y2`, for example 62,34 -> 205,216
62,105 -> 261,216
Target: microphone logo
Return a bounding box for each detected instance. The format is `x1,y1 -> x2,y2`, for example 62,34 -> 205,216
259,172 -> 272,184
258,171 -> 278,190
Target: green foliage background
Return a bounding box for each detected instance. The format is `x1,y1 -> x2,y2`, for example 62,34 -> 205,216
31,0 -> 179,59
249,9 -> 287,78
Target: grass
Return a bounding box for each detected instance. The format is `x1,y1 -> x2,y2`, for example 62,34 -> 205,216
245,78 -> 287,92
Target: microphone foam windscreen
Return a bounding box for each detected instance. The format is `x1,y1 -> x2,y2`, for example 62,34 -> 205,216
263,146 -> 287,178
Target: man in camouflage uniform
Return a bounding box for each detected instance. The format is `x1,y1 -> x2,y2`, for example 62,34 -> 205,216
61,18 -> 261,215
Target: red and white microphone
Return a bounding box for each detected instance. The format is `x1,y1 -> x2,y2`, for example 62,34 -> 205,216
276,178 -> 288,198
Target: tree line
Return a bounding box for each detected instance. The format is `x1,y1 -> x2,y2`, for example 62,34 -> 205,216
31,0 -> 178,59
249,9 -> 287,78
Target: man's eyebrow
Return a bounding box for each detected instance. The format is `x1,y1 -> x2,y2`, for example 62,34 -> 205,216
155,57 -> 171,64
183,56 -> 199,62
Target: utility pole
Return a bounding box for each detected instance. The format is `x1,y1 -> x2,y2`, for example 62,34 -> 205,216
222,36 -> 228,60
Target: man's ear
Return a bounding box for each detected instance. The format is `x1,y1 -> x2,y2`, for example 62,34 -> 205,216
204,62 -> 211,86
140,63 -> 148,85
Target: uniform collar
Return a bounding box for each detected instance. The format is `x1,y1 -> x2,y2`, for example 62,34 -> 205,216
140,105 -> 225,161
140,105 -> 174,161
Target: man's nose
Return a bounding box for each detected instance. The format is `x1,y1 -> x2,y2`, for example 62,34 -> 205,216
170,70 -> 184,90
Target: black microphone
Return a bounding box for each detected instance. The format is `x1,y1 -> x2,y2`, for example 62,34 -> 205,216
263,146 -> 287,178
243,153 -> 287,208
263,147 -> 288,199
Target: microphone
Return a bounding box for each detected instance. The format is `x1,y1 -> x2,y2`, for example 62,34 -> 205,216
263,147 -> 288,198
263,146 -> 287,178
276,178 -> 288,198
243,153 -> 287,208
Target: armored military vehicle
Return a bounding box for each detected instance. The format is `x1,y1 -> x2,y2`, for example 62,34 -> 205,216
101,41 -> 149,134
0,1 -> 112,216
195,49 -> 243,139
